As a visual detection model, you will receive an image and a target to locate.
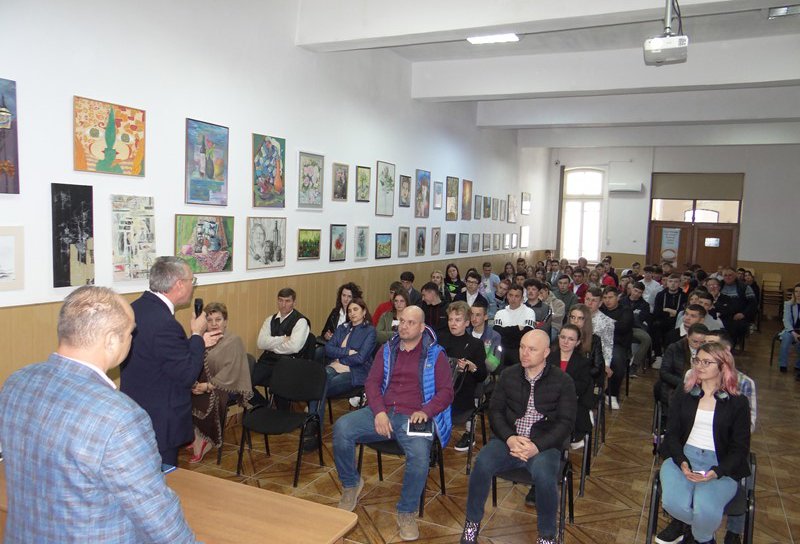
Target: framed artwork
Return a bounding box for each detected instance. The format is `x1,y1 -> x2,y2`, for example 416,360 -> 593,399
298,151 -> 324,209
474,194 -> 482,219
355,226 -> 369,261
398,226 -> 410,257
111,195 -> 156,281
73,96 -> 145,177
507,194 -> 519,224
330,224 -> 347,262
375,160 -> 395,216
246,217 -> 286,269
520,225 -> 530,248
433,181 -> 443,210
297,228 -> 321,260
52,183 -> 94,288
0,78 -> 20,193
175,214 -> 234,273
511,233 -> 518,249
415,227 -> 426,256
332,163 -> 349,202
431,227 -> 441,255
375,233 -> 392,259
398,175 -> 411,207
492,198 -> 499,220
185,119 -> 228,205
500,199 -> 507,222
503,233 -> 511,249
415,169 -> 430,218
0,226 -> 24,291
483,196 -> 491,218
461,179 -> 473,220
252,133 -> 285,208
445,176 -> 459,221
471,234 -> 480,252
493,233 -> 501,250
458,233 -> 469,253
521,192 -> 531,215
445,233 -> 456,254
482,233 -> 491,251
355,166 -> 371,202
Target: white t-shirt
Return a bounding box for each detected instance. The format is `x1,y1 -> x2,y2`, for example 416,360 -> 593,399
686,408 -> 716,451
494,305 -> 536,329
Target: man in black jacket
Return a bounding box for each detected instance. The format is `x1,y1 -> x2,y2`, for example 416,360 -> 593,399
600,286 -> 634,408
652,274 -> 687,358
417,281 -> 449,335
623,282 -> 652,375
460,330 -> 576,544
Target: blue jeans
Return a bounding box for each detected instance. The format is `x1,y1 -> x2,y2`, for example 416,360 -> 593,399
660,444 -> 738,542
309,366 -> 356,433
333,406 -> 433,513
466,438 -> 561,538
778,331 -> 800,369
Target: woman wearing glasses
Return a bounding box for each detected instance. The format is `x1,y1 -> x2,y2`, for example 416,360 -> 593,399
655,342 -> 751,544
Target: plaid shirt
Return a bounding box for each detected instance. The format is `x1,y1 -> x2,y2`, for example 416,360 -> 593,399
514,367 -> 546,436
0,354 -> 196,543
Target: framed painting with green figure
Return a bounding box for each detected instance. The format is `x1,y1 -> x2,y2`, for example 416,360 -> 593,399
73,96 -> 145,177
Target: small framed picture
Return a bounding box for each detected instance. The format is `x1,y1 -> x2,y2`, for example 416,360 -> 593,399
375,232 -> 392,259
356,165 -> 371,202
482,233 -> 491,251
503,233 -> 511,249
500,199 -> 507,222
298,228 -> 321,260
431,227 -> 441,255
433,181 -> 443,210
521,192 -> 531,215
459,233 -> 469,253
492,198 -> 499,220
375,160 -> 395,217
355,226 -> 369,261
511,232 -> 518,249
332,163 -> 349,202
398,175 -> 411,208
474,194 -> 482,219
520,226 -> 530,248
298,152 -> 324,209
415,227 -> 426,256
398,226 -> 410,257
445,233 -> 456,254
330,224 -> 346,262
493,233 -> 501,250
471,233 -> 480,252
483,196 -> 491,218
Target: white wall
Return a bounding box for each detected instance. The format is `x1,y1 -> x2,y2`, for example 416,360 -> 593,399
0,0 -> 523,308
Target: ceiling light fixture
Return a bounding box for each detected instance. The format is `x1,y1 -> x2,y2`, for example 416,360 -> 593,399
466,33 -> 519,45
768,4 -> 800,18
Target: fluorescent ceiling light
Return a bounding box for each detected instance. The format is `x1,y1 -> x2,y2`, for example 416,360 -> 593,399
768,4 -> 800,18
467,33 -> 519,45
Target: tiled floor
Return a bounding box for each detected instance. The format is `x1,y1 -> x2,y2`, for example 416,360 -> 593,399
179,319 -> 799,543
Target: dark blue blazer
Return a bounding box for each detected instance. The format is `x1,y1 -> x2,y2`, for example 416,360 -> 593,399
121,291 -> 205,452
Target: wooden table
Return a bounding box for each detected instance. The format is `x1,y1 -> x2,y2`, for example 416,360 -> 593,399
0,465 -> 357,543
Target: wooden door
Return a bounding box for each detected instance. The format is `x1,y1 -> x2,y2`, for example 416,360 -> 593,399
693,224 -> 738,272
647,222 -> 694,269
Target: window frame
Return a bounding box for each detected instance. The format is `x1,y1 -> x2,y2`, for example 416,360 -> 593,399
558,167 -> 605,262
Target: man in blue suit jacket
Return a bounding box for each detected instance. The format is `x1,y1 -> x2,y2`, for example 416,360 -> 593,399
0,286 -> 197,543
122,256 -> 220,465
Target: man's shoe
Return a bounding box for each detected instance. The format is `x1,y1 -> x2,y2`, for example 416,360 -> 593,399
610,396 -> 620,410
723,531 -> 742,544
302,436 -> 319,452
524,486 -> 536,506
397,512 -> 419,541
454,432 -> 474,452
337,478 -> 364,511
655,517 -> 688,544
570,438 -> 585,450
652,356 -> 663,369
536,537 -> 557,544
460,520 -> 480,544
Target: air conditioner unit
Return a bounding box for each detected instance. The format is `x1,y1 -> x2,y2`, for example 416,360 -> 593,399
608,181 -> 644,193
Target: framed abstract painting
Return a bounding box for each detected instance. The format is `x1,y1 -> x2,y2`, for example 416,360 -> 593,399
0,226 -> 24,291
415,226 -> 426,256
471,233 -> 480,253
185,119 -> 228,205
461,179 -> 472,220
355,226 -> 369,261
252,133 -> 285,208
445,233 -> 456,254
52,183 -> 94,287
375,233 -> 392,259
332,163 -> 349,202
330,224 -> 347,262
297,228 -> 321,260
298,152 -> 324,209
458,233 -> 469,253
431,227 -> 441,255
433,181 -> 443,210
398,226 -> 410,257
445,176 -> 458,221
474,194 -> 482,219
111,195 -> 156,281
74,96 -> 145,177
415,169 -> 430,218
0,78 -> 20,193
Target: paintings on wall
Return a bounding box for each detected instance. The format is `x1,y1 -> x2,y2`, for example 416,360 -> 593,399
330,224 -> 346,262
415,227 -> 426,256
398,226 -> 410,257
298,151 -> 324,209
52,183 -> 94,288
511,233 -> 518,249
483,196 -> 491,219
500,199 -> 507,222
175,214 -> 233,273
415,169 -> 430,218
375,160 -> 395,216
461,179 -> 473,220
458,233 -> 469,253
73,96 -> 145,177
433,181 -> 443,210
507,193 -> 519,224
356,166 -> 371,202
520,225 -> 530,248
0,78 -> 20,194
355,226 -> 369,261
398,175 -> 411,208
503,233 -> 511,249
185,119 -> 228,205
297,228 -> 321,260
471,233 -> 480,252
375,233 -> 392,259
246,217 -> 286,269
252,133 -> 285,208
111,195 -> 155,281
482,233 -> 491,252
431,227 -> 441,255
521,192 -> 531,215
474,194 -> 481,219
445,233 -> 456,254
493,233 -> 501,250
492,198 -> 499,220
445,176 -> 458,221
332,163 -> 349,202
0,226 -> 23,291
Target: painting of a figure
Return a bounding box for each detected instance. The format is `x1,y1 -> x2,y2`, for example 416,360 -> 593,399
330,224 -> 346,262
433,182 -> 443,210
356,166 -> 371,202
0,227 -> 23,291
52,183 -> 94,288
483,196 -> 491,218
398,227 -> 410,257
415,227 -> 426,256
0,79 -> 20,193
398,175 -> 411,208
298,228 -> 321,259
73,96 -> 145,177
298,152 -> 324,209
111,195 -> 156,281
482,233 -> 491,251
375,233 -> 392,259
355,226 -> 369,261
247,217 -> 286,269
375,161 -> 395,216
459,233 -> 469,253
185,119 -> 229,205
252,133 -> 285,208
431,227 -> 441,255
175,215 -> 233,273
415,169 -> 430,218
446,177 -> 459,221
461,179 -> 473,220
332,163 -> 349,202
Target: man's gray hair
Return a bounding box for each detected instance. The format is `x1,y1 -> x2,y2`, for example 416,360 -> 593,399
57,286 -> 131,348
149,256 -> 189,293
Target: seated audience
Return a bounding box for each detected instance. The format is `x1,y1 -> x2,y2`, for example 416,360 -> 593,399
189,302 -> 253,463
547,324 -> 594,449
372,281 -> 403,326
333,306 -> 453,542
400,271 -> 422,305
418,281 -> 450,335
321,283 -> 363,342
524,279 -> 552,336
514,271 -> 528,290
641,265 -> 664,312
540,283 -> 565,338
587,269 -> 602,289
654,323 -> 709,408
600,286 -> 634,409
501,261 -> 516,282
778,283 -> 800,376
624,282 -> 653,375
493,284 -> 536,368
547,260 -> 561,286
480,261 -> 501,298
743,270 -> 760,306
376,288 -> 409,345
454,270 -> 490,308
652,274 -> 688,360
554,274 -> 578,315
718,267 -> 758,349
516,257 -> 527,273
490,279 -> 510,318
469,303 -> 502,374
430,269 -> 449,302
567,304 -> 606,383
584,288 -> 615,391
445,263 -> 466,302
459,330 -> 576,544
664,303 -> 708,347
571,268 -> 589,303
677,290 -> 724,332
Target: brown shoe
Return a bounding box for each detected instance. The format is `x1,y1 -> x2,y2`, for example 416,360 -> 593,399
397,512 -> 420,541
337,478 -> 364,511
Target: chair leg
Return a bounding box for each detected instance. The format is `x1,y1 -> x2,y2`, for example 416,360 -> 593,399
328,397 -> 334,425
580,433 -> 590,496
317,420 -> 325,467
236,428 -> 248,476
491,476 -> 497,507
293,433 -> 304,488
419,485 -> 425,517
357,443 -> 364,473
466,415 -> 476,475
437,441 -> 446,496
559,470 -> 567,544
645,473 -> 661,544
265,434 -> 270,456
480,411 -> 487,445
377,451 -> 384,481
567,463 -> 574,523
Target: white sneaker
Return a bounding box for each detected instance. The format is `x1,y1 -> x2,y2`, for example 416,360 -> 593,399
610,396 -> 620,410
349,395 -> 364,408
652,356 -> 662,370
570,439 -> 584,450
589,411 -> 595,426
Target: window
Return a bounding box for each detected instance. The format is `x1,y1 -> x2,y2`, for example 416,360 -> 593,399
651,199 -> 739,223
560,169 -> 603,261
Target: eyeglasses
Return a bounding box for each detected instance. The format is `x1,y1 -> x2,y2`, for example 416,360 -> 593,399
184,276 -> 197,287
691,357 -> 717,368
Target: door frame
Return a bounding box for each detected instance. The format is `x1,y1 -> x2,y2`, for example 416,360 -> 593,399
647,221 -> 739,266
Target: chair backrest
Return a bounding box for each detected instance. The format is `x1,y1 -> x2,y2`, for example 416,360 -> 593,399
762,272 -> 781,283
269,357 -> 327,402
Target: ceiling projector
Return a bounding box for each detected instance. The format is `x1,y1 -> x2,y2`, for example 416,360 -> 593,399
644,34 -> 689,66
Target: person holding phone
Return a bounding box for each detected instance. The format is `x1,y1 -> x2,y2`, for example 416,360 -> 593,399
655,342 -> 751,544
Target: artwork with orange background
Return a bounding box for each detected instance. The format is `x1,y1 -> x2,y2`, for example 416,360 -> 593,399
73,96 -> 145,176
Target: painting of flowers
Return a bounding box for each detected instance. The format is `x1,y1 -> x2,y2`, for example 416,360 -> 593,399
298,152 -> 324,209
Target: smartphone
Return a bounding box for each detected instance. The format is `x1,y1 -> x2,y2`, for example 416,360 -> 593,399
194,298 -> 204,318
406,419 -> 433,437
692,469 -> 706,476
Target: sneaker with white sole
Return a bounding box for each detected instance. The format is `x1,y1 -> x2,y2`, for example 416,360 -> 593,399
397,512 -> 419,541
349,395 -> 363,408
570,438 -> 584,450
454,431 -> 474,452
610,396 -> 620,410
655,518 -> 688,544
337,478 -> 364,511
652,356 -> 663,369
